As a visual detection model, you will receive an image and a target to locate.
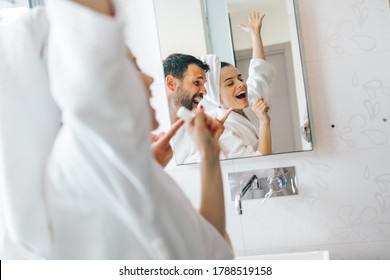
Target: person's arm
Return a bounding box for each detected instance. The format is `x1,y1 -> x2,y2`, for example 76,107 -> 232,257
187,107 -> 230,244
240,11 -> 273,105
252,97 -> 272,155
238,11 -> 266,60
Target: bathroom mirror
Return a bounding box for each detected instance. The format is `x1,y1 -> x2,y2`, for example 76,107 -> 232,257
154,0 -> 313,165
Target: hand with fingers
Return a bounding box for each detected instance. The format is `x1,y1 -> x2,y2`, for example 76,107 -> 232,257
186,107 -> 230,242
186,106 -> 222,157
214,107 -> 234,140
251,96 -> 270,124
238,11 -> 265,37
251,97 -> 272,155
238,11 -> 266,60
151,119 -> 184,167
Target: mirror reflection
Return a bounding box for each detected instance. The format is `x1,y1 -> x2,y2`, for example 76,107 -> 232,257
154,0 -> 313,165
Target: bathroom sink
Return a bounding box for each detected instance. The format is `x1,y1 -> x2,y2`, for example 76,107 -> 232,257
236,250 -> 330,260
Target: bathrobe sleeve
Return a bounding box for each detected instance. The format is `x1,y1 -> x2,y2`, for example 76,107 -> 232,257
200,54 -> 221,108
246,58 -> 274,105
243,58 -> 274,140
44,0 -> 232,259
0,8 -> 61,259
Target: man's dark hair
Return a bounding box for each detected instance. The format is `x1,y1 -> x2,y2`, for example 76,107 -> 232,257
163,53 -> 210,80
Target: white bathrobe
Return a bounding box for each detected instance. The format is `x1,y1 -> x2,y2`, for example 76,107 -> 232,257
0,7 -> 61,259
0,0 -> 232,259
200,55 -> 274,159
172,125 -> 200,165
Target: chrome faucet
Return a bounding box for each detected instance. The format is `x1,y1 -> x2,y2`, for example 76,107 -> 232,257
229,166 -> 298,215
234,175 -> 259,215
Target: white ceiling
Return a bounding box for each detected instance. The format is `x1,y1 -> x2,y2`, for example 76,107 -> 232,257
227,0 -> 284,13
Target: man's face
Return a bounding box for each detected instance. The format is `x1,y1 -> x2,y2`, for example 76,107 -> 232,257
173,64 -> 207,111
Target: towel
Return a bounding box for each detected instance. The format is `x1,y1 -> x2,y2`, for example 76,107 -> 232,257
0,7 -> 61,259
44,0 -> 232,259
198,54 -> 221,116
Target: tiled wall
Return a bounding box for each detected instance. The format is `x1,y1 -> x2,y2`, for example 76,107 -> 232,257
124,0 -> 390,259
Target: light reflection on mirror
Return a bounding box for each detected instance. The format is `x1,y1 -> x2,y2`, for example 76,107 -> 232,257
154,0 -> 313,165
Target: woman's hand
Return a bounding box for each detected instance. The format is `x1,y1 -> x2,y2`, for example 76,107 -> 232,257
238,11 -> 266,60
251,97 -> 270,124
186,107 -> 222,158
252,97 -> 272,155
151,119 -> 184,167
238,11 -> 265,36
214,107 -> 233,140
189,107 -> 230,244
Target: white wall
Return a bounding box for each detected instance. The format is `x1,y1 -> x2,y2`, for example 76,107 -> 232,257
154,0 -> 209,59
123,0 -> 390,259
120,0 -> 171,133
228,0 -> 291,50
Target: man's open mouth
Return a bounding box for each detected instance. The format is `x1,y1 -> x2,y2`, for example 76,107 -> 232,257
192,94 -> 204,105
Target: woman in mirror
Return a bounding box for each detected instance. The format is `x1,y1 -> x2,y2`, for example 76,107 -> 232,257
200,12 -> 274,159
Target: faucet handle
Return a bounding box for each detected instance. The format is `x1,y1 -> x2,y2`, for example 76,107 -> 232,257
261,173 -> 287,204
253,176 -> 261,189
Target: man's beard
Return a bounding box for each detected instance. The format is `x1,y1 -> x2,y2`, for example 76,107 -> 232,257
173,84 -> 202,111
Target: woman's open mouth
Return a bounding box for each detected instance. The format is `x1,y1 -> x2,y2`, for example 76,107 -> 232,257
235,91 -> 247,100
